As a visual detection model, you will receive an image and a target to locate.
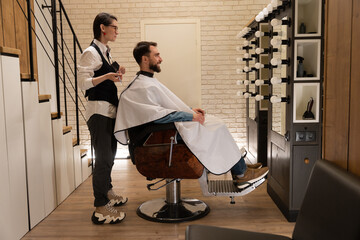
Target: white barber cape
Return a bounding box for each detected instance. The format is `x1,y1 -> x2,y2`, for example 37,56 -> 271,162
114,73 -> 241,174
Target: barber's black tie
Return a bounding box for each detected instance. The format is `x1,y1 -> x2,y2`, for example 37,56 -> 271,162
106,50 -> 111,63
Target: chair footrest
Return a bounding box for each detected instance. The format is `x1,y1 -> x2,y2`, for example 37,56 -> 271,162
208,178 -> 265,195
199,170 -> 266,201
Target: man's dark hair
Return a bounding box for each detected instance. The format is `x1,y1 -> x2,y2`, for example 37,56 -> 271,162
133,41 -> 157,65
93,12 -> 117,40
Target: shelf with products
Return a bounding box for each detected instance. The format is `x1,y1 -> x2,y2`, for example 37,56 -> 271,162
295,0 -> 322,37
294,39 -> 321,80
293,82 -> 320,123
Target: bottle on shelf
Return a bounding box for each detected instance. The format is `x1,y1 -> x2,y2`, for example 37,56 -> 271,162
299,22 -> 306,34
296,56 -> 305,77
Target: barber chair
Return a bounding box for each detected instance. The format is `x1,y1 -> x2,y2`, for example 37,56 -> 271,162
128,122 -> 265,223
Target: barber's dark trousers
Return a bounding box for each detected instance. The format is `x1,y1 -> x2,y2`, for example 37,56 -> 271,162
87,114 -> 117,207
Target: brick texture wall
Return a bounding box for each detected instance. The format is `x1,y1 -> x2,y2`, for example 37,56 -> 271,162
61,0 -> 270,155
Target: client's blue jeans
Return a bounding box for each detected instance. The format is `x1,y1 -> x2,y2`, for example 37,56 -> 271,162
230,157 -> 247,176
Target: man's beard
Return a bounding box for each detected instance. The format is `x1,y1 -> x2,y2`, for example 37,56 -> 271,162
149,62 -> 161,72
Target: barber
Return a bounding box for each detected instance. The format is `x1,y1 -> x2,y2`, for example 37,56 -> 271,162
78,12 -> 127,225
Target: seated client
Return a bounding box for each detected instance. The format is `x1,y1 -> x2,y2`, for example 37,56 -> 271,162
114,41 -> 268,189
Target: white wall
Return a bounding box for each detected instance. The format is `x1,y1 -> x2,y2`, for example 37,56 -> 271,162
61,0 -> 270,151
0,54 -> 29,240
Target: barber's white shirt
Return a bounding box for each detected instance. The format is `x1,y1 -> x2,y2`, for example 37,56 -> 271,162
78,39 -> 116,121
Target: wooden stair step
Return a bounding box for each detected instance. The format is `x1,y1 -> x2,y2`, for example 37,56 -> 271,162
51,112 -> 63,119
0,46 -> 21,56
80,149 -> 87,158
38,94 -> 51,102
63,126 -> 72,134
88,158 -> 93,167
72,138 -> 78,146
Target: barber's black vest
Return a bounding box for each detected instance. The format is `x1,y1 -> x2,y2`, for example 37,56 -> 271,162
85,41 -> 118,106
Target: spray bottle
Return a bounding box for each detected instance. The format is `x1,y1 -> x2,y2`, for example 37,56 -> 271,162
297,56 -> 304,77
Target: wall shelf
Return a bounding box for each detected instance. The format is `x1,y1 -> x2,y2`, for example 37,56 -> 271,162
293,82 -> 320,123
295,0 -> 322,37
294,39 -> 321,80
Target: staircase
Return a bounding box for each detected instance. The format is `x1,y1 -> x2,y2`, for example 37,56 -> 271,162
0,0 -> 90,239
0,46 -> 91,240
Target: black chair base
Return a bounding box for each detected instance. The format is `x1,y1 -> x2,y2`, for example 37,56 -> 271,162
137,198 -> 210,223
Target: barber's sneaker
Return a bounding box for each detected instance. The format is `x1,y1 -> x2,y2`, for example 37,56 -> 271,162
246,163 -> 262,169
233,167 -> 269,189
107,189 -> 128,207
92,202 -> 126,224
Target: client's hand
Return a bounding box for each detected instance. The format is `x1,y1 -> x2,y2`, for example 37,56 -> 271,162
192,108 -> 205,116
193,112 -> 205,125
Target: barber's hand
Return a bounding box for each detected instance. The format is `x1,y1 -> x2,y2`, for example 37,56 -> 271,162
119,66 -> 126,74
107,72 -> 122,82
193,112 -> 205,125
192,108 -> 205,116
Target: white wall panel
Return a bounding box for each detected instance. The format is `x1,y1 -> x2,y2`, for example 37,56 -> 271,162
81,154 -> 91,182
64,132 -> 75,193
21,82 -> 46,228
52,119 -> 75,203
0,55 -> 29,239
39,101 -> 57,216
73,145 -> 82,188
52,118 -> 67,203
0,55 -> 13,240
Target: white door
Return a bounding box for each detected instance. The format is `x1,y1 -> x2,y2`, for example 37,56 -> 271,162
141,19 -> 201,108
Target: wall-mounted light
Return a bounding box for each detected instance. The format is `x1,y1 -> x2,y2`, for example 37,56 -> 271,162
271,57 -> 290,67
270,38 -> 291,47
255,79 -> 269,86
270,76 -> 290,84
270,95 -> 290,103
271,18 -> 291,27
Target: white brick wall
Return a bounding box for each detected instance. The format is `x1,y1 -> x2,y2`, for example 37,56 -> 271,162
61,0 -> 270,151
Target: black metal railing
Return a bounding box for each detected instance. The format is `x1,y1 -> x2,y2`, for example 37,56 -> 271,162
18,0 -> 86,146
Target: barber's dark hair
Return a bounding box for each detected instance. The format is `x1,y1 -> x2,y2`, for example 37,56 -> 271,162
93,12 -> 117,40
133,41 -> 157,65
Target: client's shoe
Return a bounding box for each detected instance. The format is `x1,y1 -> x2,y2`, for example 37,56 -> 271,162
233,167 -> 269,189
92,202 -> 126,224
107,189 -> 128,207
246,163 -> 262,169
